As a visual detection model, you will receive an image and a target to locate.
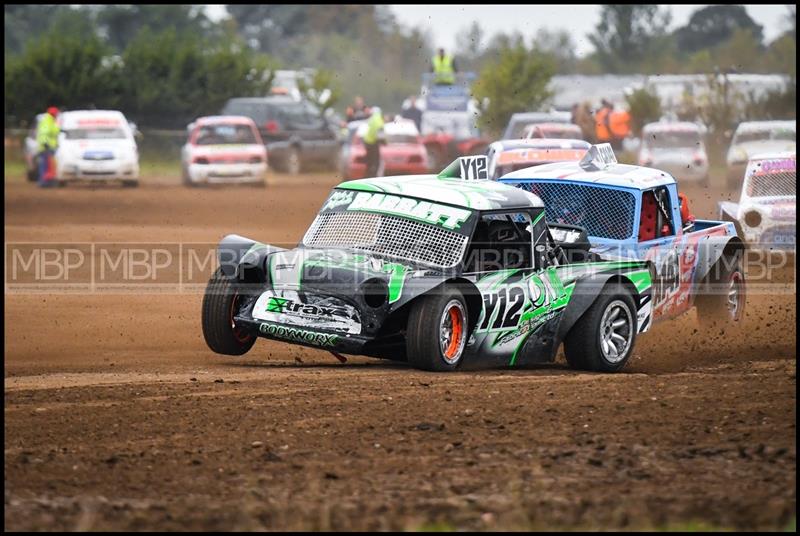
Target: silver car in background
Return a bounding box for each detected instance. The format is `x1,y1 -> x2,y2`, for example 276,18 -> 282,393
726,120 -> 796,189
638,121 -> 709,187
502,110 -> 572,140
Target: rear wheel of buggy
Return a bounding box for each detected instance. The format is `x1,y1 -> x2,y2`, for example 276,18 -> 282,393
406,288 -> 468,372
564,283 -> 637,373
695,250 -> 746,328
202,267 -> 256,355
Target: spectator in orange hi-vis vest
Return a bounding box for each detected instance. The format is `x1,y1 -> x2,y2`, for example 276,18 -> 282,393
609,108 -> 631,151
594,99 -> 613,143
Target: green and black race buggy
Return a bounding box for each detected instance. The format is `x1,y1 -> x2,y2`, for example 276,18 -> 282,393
202,156 -> 654,372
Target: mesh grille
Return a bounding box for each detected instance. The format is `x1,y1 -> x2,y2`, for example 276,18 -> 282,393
303,211 -> 469,268
511,181 -> 636,240
748,171 -> 796,197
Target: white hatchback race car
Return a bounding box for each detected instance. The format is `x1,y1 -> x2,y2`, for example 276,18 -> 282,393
726,120 -> 796,188
719,152 -> 796,252
639,121 -> 710,186
182,116 -> 267,186
56,110 -> 140,186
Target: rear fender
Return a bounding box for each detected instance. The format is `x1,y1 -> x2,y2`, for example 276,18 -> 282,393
694,235 -> 745,285
718,202 -> 744,238
554,271 -> 652,359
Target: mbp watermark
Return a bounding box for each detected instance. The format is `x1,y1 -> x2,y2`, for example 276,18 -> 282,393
4,241 -> 797,296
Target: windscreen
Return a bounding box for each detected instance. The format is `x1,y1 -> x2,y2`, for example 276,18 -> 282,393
303,189 -> 474,268
64,127 -> 127,140
386,133 -> 419,144
747,167 -> 797,198
526,125 -> 581,139
733,128 -> 772,145
421,112 -> 479,138
515,182 -> 636,240
223,102 -> 268,124
195,124 -> 257,145
644,130 -> 700,149
508,120 -> 529,139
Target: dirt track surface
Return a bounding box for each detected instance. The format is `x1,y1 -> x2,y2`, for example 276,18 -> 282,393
4,172 -> 797,531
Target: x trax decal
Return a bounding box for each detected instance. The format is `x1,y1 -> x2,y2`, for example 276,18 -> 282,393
252,291 -> 362,334
326,191 -> 471,230
258,323 -> 339,347
266,297 -> 349,319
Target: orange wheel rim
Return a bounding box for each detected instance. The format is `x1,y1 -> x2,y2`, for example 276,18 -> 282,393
230,293 -> 253,343
444,306 -> 463,359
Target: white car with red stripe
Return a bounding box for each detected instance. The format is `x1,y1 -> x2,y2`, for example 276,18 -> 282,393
719,152 -> 796,252
56,110 -> 140,186
182,116 -> 267,186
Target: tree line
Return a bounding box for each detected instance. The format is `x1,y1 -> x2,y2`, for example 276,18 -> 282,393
4,4 -> 796,131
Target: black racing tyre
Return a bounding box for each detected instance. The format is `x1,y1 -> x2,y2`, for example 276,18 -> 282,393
202,267 -> 256,355
286,147 -> 301,175
695,251 -> 746,328
181,165 -> 194,187
122,179 -> 139,188
406,287 -> 469,372
564,283 -> 638,373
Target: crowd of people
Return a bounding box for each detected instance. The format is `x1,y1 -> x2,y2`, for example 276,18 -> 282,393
572,99 -> 631,149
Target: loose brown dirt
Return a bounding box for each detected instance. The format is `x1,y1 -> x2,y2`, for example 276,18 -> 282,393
4,171 -> 796,531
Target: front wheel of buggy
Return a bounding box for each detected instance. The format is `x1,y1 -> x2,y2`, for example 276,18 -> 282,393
202,268 -> 256,355
564,283 -> 637,372
406,288 -> 469,372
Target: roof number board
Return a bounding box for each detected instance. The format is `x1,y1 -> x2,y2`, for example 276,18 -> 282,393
459,156 -> 488,180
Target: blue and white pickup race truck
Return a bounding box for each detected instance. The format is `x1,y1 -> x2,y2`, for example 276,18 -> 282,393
499,145 -> 747,325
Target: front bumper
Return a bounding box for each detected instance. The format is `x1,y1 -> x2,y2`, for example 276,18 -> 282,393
234,316 -> 371,354
59,160 -> 139,181
745,224 -> 796,251
188,163 -> 267,184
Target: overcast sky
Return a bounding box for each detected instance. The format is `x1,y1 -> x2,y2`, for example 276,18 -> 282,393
388,4 -> 794,56
206,4 -> 793,57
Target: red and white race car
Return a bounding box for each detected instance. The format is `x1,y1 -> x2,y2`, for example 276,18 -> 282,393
342,119 -> 429,179
181,116 -> 267,186
486,138 -> 590,180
